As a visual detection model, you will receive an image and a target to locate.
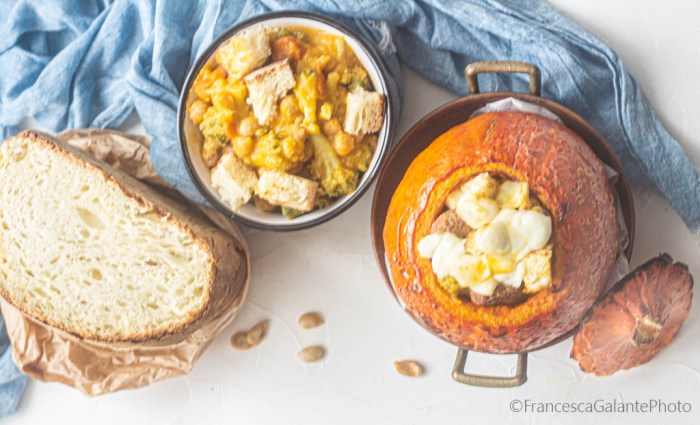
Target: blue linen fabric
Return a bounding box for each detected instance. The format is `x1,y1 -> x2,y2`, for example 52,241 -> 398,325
0,0 -> 698,416
0,314 -> 27,417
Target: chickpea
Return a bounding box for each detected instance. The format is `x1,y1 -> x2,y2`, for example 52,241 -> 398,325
280,94 -> 299,116
292,126 -> 307,142
238,116 -> 259,137
233,136 -> 254,158
306,122 -> 320,135
188,100 -> 209,125
210,90 -> 235,110
333,131 -> 355,156
323,118 -> 341,137
202,137 -> 222,167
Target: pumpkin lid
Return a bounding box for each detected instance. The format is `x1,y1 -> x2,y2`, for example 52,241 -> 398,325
571,253 -> 693,376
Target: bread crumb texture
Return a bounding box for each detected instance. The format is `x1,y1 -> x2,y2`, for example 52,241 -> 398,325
0,135 -> 213,340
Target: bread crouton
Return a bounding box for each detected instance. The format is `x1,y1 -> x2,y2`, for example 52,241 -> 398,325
216,25 -> 270,81
244,60 -> 296,125
211,152 -> 258,211
343,87 -> 385,136
497,180 -> 530,209
522,245 -> 553,293
255,170 -> 318,212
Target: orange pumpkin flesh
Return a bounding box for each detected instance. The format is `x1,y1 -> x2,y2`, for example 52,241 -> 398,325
383,111 -> 618,353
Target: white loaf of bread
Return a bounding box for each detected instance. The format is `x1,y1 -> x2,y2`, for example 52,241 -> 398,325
0,131 -> 248,343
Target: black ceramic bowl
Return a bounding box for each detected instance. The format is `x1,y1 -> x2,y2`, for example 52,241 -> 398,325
178,11 -> 396,231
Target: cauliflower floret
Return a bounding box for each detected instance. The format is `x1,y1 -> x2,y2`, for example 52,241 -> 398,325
309,134 -> 358,197
294,71 -> 320,134
249,131 -> 294,172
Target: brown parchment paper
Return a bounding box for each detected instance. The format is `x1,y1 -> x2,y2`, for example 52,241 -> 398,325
0,129 -> 250,396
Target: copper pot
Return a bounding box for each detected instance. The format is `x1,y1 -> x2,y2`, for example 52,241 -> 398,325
370,61 -> 635,387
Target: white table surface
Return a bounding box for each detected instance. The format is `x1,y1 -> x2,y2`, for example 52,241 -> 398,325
6,1 -> 700,424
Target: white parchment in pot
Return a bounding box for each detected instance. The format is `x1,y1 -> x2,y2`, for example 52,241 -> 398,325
0,129 -> 250,396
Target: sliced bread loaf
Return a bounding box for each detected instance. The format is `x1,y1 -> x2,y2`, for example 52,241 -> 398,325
0,131 -> 248,343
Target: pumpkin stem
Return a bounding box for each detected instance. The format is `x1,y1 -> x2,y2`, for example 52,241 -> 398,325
632,315 -> 663,346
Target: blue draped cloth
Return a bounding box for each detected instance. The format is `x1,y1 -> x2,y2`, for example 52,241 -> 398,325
0,0 -> 698,417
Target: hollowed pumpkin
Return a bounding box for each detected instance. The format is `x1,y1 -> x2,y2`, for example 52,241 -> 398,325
383,111 -> 618,353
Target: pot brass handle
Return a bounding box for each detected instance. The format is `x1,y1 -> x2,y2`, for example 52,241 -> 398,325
451,348 -> 528,387
465,61 -> 541,96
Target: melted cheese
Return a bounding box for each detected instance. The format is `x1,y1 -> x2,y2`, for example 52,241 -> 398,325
485,253 -> 517,274
417,233 -> 493,289
493,262 -> 525,288
451,254 -> 492,288
429,233 -> 465,279
471,221 -> 510,255
492,209 -> 552,260
418,173 -> 553,297
416,233 -> 443,258
470,278 -> 499,296
456,197 -> 499,229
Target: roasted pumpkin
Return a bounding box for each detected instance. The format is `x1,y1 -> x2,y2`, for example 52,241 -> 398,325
383,111 -> 618,353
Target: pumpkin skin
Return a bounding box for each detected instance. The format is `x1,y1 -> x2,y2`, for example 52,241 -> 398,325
383,111 -> 618,353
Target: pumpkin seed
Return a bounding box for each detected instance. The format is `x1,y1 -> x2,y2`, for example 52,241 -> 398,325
230,331 -> 251,350
297,345 -> 325,363
298,311 -> 324,329
394,360 -> 424,377
246,319 -> 269,346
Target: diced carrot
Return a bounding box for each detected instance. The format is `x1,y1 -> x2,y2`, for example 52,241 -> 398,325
272,36 -> 305,64
316,67 -> 327,101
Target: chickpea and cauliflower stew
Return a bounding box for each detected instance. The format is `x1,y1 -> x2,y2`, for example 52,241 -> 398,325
417,173 -> 554,306
187,25 -> 386,218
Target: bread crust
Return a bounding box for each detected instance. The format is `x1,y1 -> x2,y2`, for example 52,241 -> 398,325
0,131 -> 249,343
344,89 -> 385,136
383,112 -> 618,353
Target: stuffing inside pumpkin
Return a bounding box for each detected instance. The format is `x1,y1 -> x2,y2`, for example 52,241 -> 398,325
417,172 -> 553,306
